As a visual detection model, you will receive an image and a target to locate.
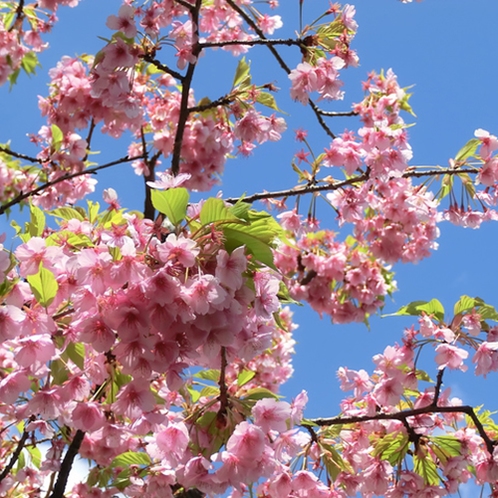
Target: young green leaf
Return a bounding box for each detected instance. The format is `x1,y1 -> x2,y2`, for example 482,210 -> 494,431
454,138 -> 480,162
232,57 -> 251,88
26,264 -> 59,307
51,124 -> 64,151
151,188 -> 189,225
111,451 -> 151,468
384,299 -> 445,322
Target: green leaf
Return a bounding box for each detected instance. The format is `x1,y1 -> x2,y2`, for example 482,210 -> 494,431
51,124 -> 64,151
111,451 -> 151,468
20,51 -> 40,76
194,369 -> 220,382
384,299 -> 445,322
372,432 -> 408,465
27,445 -> 42,469
50,358 -> 69,385
151,188 -> 189,225
256,91 -> 280,111
413,451 -> 441,486
222,212 -> 281,268
455,138 -> 480,162
27,264 -> 59,307
232,57 -> 251,88
87,200 -> 100,224
237,370 -> 256,387
200,198 -> 238,225
200,386 -> 220,398
29,203 -> 46,237
50,207 -> 85,222
454,295 -> 479,316
187,386 -> 201,403
65,342 -> 85,370
429,435 -> 461,463
243,387 -> 280,401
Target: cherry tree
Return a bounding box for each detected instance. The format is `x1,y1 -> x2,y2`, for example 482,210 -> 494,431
1,0 -> 498,497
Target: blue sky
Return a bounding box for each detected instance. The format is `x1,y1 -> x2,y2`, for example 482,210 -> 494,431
1,0 -> 498,490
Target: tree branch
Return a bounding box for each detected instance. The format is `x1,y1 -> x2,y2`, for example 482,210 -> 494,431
48,429 -> 85,498
0,145 -> 43,164
0,430 -> 29,483
188,96 -> 234,113
0,154 -> 144,216
171,0 -> 202,176
316,109 -> 359,117
198,38 -> 302,49
310,403 -> 496,455
224,167 -> 480,205
141,54 -> 185,82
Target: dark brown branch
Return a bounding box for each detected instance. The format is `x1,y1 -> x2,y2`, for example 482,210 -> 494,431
224,167 -> 480,205
188,96 -> 234,113
199,38 -> 302,49
7,0 -> 25,32
48,430 -> 85,498
0,145 -> 43,164
171,0 -> 202,176
0,154 -> 144,216
0,430 -> 29,482
173,0 -> 195,10
433,368 -> 445,405
141,54 -> 185,82
311,404 -> 496,455
82,119 -> 96,162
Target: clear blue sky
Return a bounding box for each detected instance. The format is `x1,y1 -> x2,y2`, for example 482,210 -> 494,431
2,0 -> 498,468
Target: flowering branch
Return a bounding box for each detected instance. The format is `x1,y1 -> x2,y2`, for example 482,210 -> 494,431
48,429 -> 85,498
225,167 -> 480,204
310,403 -> 496,455
225,0 -> 337,139
0,154 -> 145,216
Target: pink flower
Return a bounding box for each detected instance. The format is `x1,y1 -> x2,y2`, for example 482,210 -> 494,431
156,233 -> 199,267
72,402 -> 106,432
253,398 -> 291,433
226,421 -> 266,461
215,247 -> 247,290
435,343 -> 469,370
106,4 -> 137,38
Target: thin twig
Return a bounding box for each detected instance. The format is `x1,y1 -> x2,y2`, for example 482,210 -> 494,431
199,38 -> 302,49
188,96 -> 234,113
317,109 -> 359,117
433,368 -> 445,405
141,54 -> 185,82
0,145 -> 43,164
0,154 -> 144,215
224,167 -> 480,205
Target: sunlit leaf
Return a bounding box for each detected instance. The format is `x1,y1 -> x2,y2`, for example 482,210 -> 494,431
111,451 -> 151,468
455,138 -> 480,162
27,264 -> 58,307
151,188 -> 189,225
384,299 -> 445,322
